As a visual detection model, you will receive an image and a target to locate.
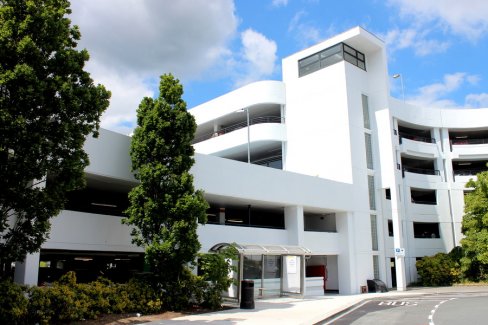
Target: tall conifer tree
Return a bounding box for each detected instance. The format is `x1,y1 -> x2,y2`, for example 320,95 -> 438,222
124,74 -> 208,308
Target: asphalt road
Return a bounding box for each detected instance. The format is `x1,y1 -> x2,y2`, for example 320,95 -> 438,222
319,291 -> 488,325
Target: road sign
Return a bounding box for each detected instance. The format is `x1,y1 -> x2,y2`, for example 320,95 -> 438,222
394,247 -> 405,257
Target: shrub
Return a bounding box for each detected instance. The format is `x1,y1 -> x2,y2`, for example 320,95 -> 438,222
0,280 -> 28,325
416,252 -> 461,286
0,271 -> 166,324
121,277 -> 163,314
27,286 -> 53,325
197,247 -> 237,309
46,272 -> 91,322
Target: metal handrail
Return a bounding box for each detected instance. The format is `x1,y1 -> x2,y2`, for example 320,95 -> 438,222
192,116 -> 284,143
252,155 -> 282,166
402,166 -> 440,176
399,132 -> 436,144
453,169 -> 486,176
451,138 -> 488,145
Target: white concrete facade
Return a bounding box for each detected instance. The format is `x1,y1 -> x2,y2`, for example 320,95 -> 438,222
14,27 -> 488,294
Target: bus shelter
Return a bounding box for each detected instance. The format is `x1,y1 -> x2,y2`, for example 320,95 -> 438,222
209,243 -> 311,301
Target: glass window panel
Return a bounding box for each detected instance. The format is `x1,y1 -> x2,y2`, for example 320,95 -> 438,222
368,175 -> 376,210
362,94 -> 370,129
343,44 -> 356,55
243,255 -> 262,280
264,255 -> 281,279
365,133 -> 374,169
373,255 -> 380,279
344,52 -> 358,66
298,42 -> 366,77
370,215 -> 378,251
320,54 -> 343,68
299,54 -> 319,67
299,61 -> 321,77
319,44 -> 342,58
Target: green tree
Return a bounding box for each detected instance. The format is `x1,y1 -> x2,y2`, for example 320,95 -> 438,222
0,0 -> 110,277
461,171 -> 488,280
124,74 -> 208,309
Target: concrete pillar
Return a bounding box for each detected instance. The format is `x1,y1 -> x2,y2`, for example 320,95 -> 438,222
391,188 -> 407,291
219,208 -> 226,225
336,212 -> 356,294
440,127 -> 458,249
284,205 -> 304,246
14,252 -> 40,286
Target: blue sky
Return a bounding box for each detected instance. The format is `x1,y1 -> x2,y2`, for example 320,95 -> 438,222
70,0 -> 488,134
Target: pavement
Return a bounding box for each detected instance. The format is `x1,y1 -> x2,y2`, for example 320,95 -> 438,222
143,286 -> 488,325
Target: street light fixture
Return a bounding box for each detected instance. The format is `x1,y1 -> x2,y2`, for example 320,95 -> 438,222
392,73 -> 405,103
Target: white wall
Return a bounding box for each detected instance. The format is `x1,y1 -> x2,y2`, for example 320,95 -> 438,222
45,210 -> 141,252
190,80 -> 286,125
84,129 -> 135,182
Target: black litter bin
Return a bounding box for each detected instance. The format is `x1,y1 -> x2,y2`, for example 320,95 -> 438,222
367,279 -> 388,293
240,280 -> 255,309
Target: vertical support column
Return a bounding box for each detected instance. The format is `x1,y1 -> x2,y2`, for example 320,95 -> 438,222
219,208 -> 226,225
300,255 -> 305,297
391,182 -> 407,291
336,212 -> 357,294
280,104 -> 287,170
14,252 -> 40,286
433,127 -> 446,181
238,253 -> 244,303
440,127 -> 458,249
284,206 -> 304,246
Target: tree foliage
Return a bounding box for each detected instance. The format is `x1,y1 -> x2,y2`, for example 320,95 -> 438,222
0,0 -> 110,275
460,172 -> 488,280
124,74 -> 208,309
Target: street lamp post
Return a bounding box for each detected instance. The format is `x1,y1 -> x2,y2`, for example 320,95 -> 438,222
393,74 -> 405,103
236,108 -> 251,164
246,108 -> 250,164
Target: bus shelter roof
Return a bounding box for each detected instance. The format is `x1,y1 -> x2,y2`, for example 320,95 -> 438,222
209,243 -> 311,255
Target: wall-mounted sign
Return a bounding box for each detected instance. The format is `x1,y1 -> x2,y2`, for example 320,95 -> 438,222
394,248 -> 405,257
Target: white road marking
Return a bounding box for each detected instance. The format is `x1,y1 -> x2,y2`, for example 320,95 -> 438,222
428,298 -> 456,325
378,301 -> 418,306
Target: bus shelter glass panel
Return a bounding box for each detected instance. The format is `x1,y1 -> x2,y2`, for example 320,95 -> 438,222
243,255 -> 262,280
282,255 -> 302,294
262,255 -> 281,297
243,254 -> 262,298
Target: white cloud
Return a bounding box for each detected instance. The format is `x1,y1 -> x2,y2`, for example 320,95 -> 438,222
409,72 -> 478,108
383,28 -> 450,56
389,0 -> 488,41
466,93 -> 488,108
272,0 -> 289,7
69,0 -> 238,133
233,29 -> 277,87
85,62 -> 153,135
288,11 -> 323,47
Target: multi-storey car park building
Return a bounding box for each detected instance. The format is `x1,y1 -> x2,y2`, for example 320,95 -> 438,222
13,27 -> 488,296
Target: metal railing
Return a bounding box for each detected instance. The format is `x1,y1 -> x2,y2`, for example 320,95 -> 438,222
402,166 -> 440,177
252,155 -> 282,168
411,199 -> 437,205
450,138 -> 488,145
399,132 -> 436,144
192,116 -> 284,143
453,169 -> 486,176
